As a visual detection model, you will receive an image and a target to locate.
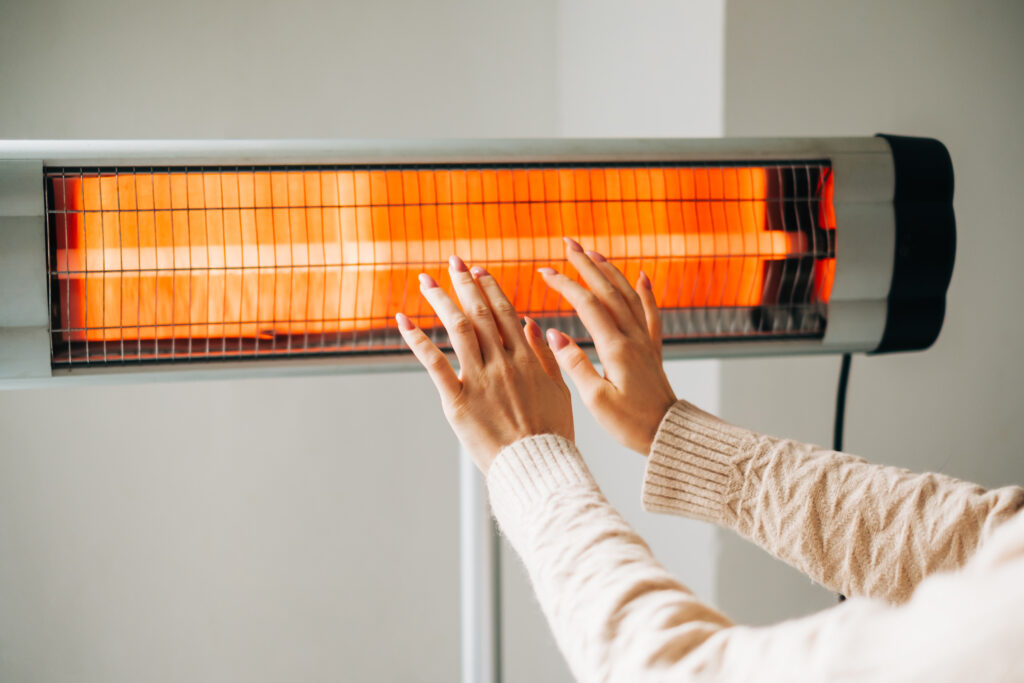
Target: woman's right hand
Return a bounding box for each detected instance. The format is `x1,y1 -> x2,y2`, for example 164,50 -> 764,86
538,237 -> 678,456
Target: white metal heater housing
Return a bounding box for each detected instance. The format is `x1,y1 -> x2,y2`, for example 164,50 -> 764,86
0,136 -> 954,388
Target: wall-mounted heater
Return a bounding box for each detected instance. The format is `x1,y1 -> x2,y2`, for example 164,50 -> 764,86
0,136 -> 954,388
0,137 -> 954,683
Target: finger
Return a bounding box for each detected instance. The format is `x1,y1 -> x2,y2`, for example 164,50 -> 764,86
586,249 -> 646,330
448,255 -> 504,361
636,271 -> 663,360
419,272 -> 482,370
537,267 -> 621,345
396,312 -> 462,400
523,317 -> 561,381
471,266 -> 528,353
546,328 -> 606,404
563,237 -> 635,331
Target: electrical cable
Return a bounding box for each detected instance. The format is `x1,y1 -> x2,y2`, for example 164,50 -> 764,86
834,353 -> 853,602
834,353 -> 852,452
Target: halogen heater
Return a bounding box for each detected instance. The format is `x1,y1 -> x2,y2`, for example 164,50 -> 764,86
0,137 -> 953,386
0,137 -> 954,683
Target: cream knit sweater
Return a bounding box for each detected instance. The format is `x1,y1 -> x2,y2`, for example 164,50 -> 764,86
487,400 -> 1024,682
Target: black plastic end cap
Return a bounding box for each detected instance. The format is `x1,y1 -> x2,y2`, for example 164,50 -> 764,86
872,134 -> 956,354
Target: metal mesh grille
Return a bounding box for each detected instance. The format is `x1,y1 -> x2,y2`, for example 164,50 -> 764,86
46,162 -> 836,367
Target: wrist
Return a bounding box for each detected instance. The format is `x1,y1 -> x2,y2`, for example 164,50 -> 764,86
633,391 -> 678,456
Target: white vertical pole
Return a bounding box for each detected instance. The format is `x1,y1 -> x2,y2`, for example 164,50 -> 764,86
459,446 -> 501,683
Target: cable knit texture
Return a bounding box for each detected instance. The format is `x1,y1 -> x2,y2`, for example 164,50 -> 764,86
643,400 -> 1024,603
486,408 -> 1024,681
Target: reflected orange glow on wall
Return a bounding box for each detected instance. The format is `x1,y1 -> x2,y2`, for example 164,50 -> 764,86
51,166 -> 835,346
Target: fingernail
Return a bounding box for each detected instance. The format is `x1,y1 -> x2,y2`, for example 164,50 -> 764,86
449,255 -> 468,273
418,273 -> 438,289
563,236 -> 584,253
537,267 -> 557,276
395,312 -> 414,331
546,328 -> 569,350
639,271 -> 652,290
523,316 -> 537,336
585,249 -> 607,263
470,266 -> 489,278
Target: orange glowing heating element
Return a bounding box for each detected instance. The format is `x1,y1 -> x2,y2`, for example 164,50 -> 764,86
50,166 -> 835,345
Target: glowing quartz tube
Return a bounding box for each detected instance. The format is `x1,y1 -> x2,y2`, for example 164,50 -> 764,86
49,164 -> 835,361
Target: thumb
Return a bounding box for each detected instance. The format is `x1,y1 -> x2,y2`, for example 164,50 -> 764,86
546,329 -> 605,402
523,317 -> 561,381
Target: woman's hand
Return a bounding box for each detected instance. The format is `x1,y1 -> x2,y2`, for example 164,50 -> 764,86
397,255 -> 574,474
538,238 -> 677,456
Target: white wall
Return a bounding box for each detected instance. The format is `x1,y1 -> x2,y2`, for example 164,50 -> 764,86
0,374 -> 461,682
0,0 -> 559,139
0,1 -> 726,681
720,0 -> 1024,624
556,0 -> 723,137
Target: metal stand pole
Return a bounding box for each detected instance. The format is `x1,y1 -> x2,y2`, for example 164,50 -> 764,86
459,447 -> 501,683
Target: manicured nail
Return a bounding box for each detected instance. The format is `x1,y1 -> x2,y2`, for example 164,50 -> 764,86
563,236 -> 584,253
395,312 -> 414,331
546,328 -> 569,351
638,271 -> 652,290
585,249 -> 607,263
523,316 -> 538,337
537,267 -> 557,276
418,273 -> 438,289
470,266 -> 489,278
449,255 -> 468,273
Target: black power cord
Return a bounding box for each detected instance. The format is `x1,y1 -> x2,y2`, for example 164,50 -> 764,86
834,353 -> 853,602
833,353 -> 853,452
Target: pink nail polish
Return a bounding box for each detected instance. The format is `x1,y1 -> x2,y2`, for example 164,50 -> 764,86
449,255 -> 468,273
546,328 -> 569,350
395,312 -> 414,331
537,267 -> 557,276
418,273 -> 438,288
470,266 -> 489,278
563,236 -> 584,253
585,249 -> 607,263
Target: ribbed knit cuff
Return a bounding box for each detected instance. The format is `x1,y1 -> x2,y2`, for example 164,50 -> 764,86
487,434 -> 596,543
641,400 -> 754,525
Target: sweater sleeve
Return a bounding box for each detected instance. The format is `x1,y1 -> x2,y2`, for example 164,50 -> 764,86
486,433 -> 1024,682
487,435 -> 733,682
641,400 -> 1024,603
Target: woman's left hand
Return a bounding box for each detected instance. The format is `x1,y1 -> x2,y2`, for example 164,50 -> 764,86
396,255 -> 574,474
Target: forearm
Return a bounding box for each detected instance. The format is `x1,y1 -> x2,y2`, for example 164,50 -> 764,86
487,432 -> 1024,681
487,435 -> 732,682
642,400 -> 1024,603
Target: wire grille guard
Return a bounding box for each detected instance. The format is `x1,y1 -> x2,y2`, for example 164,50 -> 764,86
46,162 -> 836,367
